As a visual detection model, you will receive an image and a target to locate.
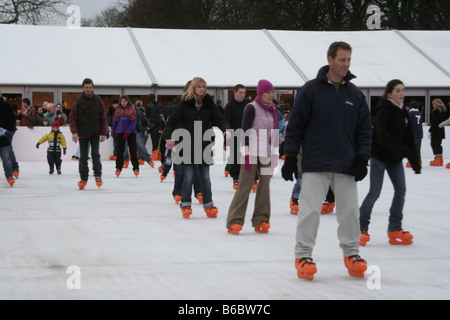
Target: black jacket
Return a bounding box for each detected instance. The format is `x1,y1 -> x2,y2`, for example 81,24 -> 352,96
371,98 -> 418,165
0,97 -> 16,133
429,109 -> 447,140
224,96 -> 252,130
146,100 -> 162,125
164,94 -> 228,165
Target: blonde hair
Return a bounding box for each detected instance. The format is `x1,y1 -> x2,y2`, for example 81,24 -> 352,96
432,98 -> 446,112
182,77 -> 207,103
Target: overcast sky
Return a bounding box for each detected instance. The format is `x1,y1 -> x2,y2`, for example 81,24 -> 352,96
68,0 -> 119,18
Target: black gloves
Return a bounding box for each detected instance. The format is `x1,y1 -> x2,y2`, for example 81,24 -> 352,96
349,158 -> 368,182
281,157 -> 298,181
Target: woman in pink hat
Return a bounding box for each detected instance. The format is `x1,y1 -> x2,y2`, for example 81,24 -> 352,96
226,79 -> 279,234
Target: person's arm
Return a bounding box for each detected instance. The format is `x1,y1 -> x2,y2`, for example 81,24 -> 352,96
99,101 -> 110,139
69,102 -> 79,142
439,117 -> 450,128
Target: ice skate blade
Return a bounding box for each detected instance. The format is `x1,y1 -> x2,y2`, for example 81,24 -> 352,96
389,240 -> 413,245
297,272 -> 315,280
348,270 -> 365,278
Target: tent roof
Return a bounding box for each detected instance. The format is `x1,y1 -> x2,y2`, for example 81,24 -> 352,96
1,24 -> 449,89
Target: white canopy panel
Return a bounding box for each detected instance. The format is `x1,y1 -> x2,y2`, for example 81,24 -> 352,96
0,24 -> 152,87
400,30 -> 450,79
0,24 -> 448,89
130,28 -> 305,88
268,30 -> 450,88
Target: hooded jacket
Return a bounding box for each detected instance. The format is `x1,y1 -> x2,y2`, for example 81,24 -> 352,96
284,65 -> 372,175
371,98 -> 418,164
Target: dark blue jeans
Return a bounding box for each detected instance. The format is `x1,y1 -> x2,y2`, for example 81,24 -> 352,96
291,173 -> 302,199
181,164 -> 211,208
136,132 -> 151,162
359,157 -> 406,232
0,144 -> 13,178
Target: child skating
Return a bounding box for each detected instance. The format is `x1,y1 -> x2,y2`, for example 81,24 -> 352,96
36,121 -> 67,175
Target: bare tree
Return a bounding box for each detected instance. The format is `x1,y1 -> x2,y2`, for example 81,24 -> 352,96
82,6 -> 128,28
0,0 -> 69,24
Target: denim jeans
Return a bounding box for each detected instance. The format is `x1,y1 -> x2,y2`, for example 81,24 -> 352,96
359,157 -> 406,232
9,131 -> 18,171
291,173 -> 303,199
136,132 -> 151,163
181,164 -> 211,208
0,144 -> 13,177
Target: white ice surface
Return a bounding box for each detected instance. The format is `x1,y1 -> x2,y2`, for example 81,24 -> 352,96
1,157 -> 450,300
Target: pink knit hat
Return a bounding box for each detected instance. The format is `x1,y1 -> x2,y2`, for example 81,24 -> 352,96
257,79 -> 274,96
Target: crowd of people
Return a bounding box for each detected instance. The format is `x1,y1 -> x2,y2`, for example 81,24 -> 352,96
1,41 -> 450,281
15,100 -> 70,128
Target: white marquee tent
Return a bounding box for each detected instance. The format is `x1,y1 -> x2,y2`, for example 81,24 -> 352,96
0,24 -> 449,115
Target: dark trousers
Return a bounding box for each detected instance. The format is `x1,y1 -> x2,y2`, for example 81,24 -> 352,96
79,136 -> 101,181
431,138 -> 443,155
116,133 -> 139,171
47,151 -> 62,170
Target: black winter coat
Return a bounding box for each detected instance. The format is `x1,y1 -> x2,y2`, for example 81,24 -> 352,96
371,98 -> 419,166
164,94 -> 228,165
429,109 -> 447,140
0,97 -> 16,133
224,96 -> 252,130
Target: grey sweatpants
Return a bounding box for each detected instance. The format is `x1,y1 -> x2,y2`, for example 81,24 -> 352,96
295,172 -> 361,258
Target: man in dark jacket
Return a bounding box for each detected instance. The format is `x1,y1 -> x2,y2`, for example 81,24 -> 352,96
146,94 -> 162,159
281,42 -> 372,280
223,84 -> 252,187
69,78 -> 109,190
0,91 -> 17,186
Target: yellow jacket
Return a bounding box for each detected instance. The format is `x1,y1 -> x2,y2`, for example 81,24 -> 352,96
38,131 -> 67,152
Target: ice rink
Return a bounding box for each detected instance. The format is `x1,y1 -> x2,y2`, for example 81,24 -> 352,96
1,155 -> 449,300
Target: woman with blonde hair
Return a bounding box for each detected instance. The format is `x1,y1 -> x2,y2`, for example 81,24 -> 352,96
164,77 -> 229,219
429,98 -> 448,166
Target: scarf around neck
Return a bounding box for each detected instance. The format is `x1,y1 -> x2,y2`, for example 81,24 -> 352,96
254,96 -> 278,130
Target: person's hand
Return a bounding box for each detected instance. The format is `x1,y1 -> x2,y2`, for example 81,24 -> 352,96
349,158 -> 368,182
223,131 -> 231,140
408,155 -> 421,174
100,135 -> 106,142
281,157 -> 298,181
166,139 -> 175,149
123,132 -> 129,140
72,134 -> 79,143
